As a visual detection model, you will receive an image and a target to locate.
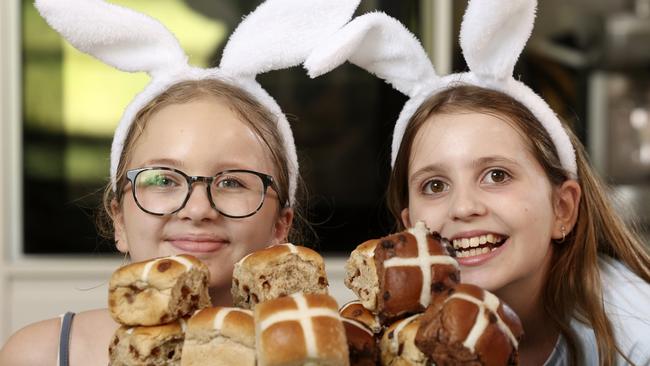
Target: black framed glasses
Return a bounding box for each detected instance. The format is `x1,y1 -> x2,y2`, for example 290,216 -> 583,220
125,167 -> 278,218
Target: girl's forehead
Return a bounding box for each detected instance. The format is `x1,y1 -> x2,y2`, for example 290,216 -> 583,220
409,112 -> 534,170
129,100 -> 274,173
418,112 -> 525,144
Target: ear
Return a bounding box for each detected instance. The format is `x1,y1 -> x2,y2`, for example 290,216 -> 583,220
400,208 -> 412,230
271,207 -> 294,245
111,199 -> 129,253
552,179 -> 581,240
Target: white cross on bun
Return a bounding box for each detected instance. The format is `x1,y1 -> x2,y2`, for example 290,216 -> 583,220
109,254 -> 211,326
181,306 -> 255,366
339,300 -> 382,334
339,301 -> 381,366
345,221 -> 460,324
231,243 -> 329,309
254,292 -> 349,366
415,283 -> 524,365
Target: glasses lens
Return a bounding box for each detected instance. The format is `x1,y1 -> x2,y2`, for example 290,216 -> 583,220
211,171 -> 266,217
134,169 -> 187,214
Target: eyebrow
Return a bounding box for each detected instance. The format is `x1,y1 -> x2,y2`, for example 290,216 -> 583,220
140,158 -> 185,168
409,163 -> 446,185
472,156 -> 519,168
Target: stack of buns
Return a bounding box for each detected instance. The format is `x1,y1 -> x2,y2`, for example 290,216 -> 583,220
107,244 -> 343,366
232,243 -> 350,366
106,226 -> 524,365
108,254 -> 211,366
343,221 -> 524,365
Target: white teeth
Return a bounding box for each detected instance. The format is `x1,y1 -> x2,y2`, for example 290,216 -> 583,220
462,238 -> 470,248
452,233 -> 505,257
453,234 -> 495,248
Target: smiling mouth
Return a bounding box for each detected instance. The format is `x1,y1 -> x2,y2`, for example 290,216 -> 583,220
167,239 -> 229,253
452,234 -> 508,258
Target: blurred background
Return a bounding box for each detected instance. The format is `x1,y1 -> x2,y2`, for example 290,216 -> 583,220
1,0 -> 649,343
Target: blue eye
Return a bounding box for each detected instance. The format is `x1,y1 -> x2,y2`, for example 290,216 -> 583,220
422,179 -> 448,195
137,170 -> 183,189
216,177 -> 244,189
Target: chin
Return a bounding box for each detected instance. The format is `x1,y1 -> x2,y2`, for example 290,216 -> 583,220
208,271 -> 233,289
461,273 -> 497,292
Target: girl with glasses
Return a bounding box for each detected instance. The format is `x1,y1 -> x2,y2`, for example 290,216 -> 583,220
0,0 -> 360,365
304,0 -> 650,364
103,78 -> 296,307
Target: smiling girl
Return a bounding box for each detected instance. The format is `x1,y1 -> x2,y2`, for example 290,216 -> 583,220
303,0 -> 650,363
388,85 -> 650,365
0,0 -> 360,364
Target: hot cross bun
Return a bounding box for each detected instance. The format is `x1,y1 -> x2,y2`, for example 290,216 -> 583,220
231,243 -> 329,309
379,314 -> 427,365
415,284 -> 524,366
339,300 -> 382,334
254,292 -> 349,366
339,301 -> 381,366
346,221 -> 460,324
109,254 -> 211,326
108,318 -> 187,366
181,306 -> 255,366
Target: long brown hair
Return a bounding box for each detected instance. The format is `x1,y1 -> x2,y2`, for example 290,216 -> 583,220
97,78 -> 307,243
387,85 -> 650,365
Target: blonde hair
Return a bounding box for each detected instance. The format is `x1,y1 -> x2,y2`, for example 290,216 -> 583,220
387,85 -> 650,365
97,78 -> 306,242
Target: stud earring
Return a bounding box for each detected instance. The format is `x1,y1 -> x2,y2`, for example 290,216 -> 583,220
558,225 -> 566,243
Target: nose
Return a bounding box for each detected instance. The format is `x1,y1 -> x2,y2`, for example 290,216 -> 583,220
176,182 -> 219,221
447,185 -> 487,221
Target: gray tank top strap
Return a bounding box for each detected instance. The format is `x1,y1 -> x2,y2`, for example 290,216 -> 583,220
58,312 -> 76,366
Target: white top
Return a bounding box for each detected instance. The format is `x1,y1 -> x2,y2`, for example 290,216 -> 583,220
544,256 -> 650,365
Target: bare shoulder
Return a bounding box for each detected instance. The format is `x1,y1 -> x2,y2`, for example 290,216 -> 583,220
0,316 -> 61,366
0,309 -> 119,366
69,309 -> 119,366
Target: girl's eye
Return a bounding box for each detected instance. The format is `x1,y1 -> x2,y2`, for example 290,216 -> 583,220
422,179 -> 449,195
141,173 -> 177,187
482,169 -> 511,184
216,178 -> 244,189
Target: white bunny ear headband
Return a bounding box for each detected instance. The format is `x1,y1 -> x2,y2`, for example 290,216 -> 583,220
34,0 -> 362,205
305,0 -> 578,178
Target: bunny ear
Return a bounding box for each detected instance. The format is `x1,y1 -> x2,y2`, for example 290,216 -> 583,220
460,0 -> 537,80
304,12 -> 436,98
34,0 -> 187,76
219,0 -> 361,77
